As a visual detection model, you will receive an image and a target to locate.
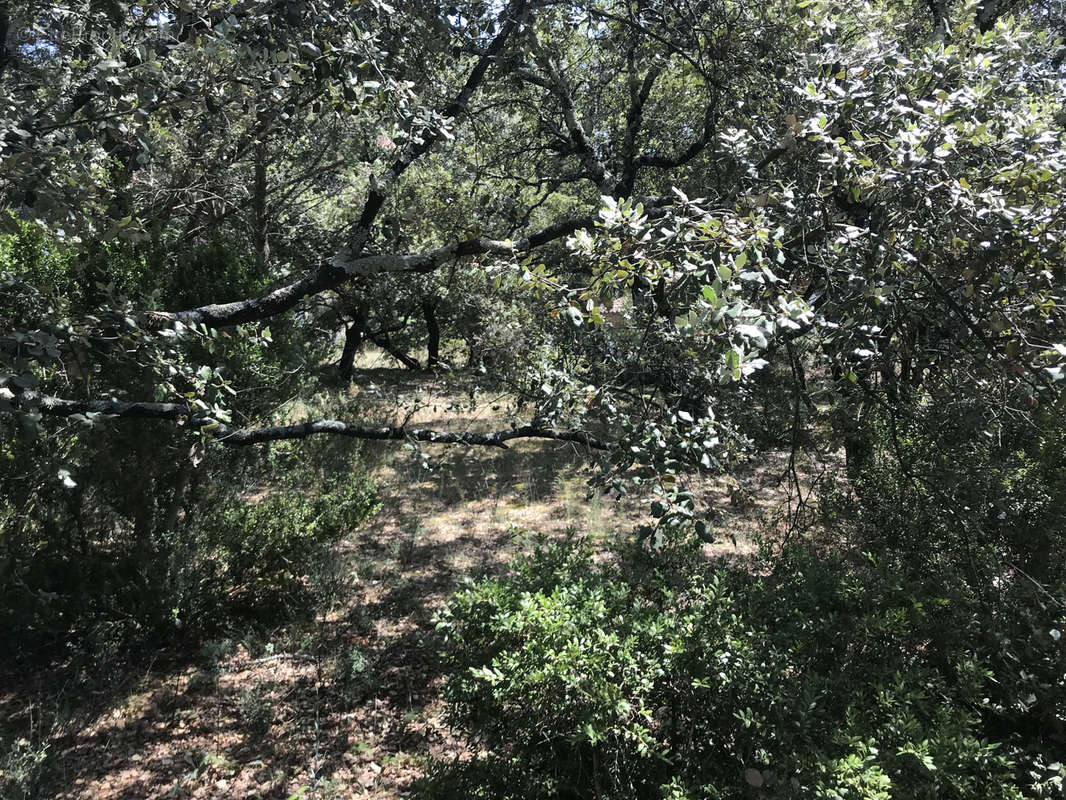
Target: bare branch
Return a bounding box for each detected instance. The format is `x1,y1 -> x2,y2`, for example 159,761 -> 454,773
9,390 -> 615,451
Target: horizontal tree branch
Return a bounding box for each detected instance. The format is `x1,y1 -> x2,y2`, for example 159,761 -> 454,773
144,197 -> 671,329
8,389 -> 615,451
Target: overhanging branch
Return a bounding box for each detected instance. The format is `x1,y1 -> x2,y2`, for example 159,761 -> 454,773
8,390 -> 616,451
144,198 -> 671,329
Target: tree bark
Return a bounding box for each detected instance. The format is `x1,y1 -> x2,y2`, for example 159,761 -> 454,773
369,333 -> 421,371
337,314 -> 365,383
9,388 -> 616,450
422,299 -> 441,368
337,323 -> 362,382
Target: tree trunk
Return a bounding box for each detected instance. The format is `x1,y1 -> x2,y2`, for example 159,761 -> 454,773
827,358 -> 874,480
975,0 -> 1008,32
926,0 -> 949,41
370,333 -> 421,371
653,277 -> 672,319
422,299 -> 441,368
253,140 -> 269,273
840,399 -> 873,480
337,318 -> 364,383
466,336 -> 481,370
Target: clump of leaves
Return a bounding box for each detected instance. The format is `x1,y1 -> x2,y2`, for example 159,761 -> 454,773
0,737 -> 50,800
332,644 -> 378,705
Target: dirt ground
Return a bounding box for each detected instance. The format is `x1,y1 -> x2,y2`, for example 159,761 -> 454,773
0,361 -> 830,799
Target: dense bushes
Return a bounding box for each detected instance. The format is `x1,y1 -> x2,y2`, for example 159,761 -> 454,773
856,424 -> 1064,584
426,328 -> 1066,799
0,425 -> 380,661
429,537 -> 1065,799
0,228 -> 375,663
189,459 -> 381,621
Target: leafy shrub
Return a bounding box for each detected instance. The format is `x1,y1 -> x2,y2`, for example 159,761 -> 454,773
329,644 -> 378,706
824,401 -> 1066,582
239,688 -> 275,743
0,448 -> 379,662
428,537 -> 1062,799
0,736 -> 49,800
190,476 -> 381,620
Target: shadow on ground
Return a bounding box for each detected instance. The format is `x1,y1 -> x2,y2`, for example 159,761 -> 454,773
0,369 -> 800,799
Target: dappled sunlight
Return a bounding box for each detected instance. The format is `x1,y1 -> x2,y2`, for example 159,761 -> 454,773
1,382 -> 790,799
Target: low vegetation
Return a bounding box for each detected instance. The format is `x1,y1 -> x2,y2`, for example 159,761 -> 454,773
3,0 -> 1066,797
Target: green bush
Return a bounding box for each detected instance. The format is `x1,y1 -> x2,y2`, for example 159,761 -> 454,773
825,402 -> 1066,586
429,537 -> 1063,799
0,434 -> 380,660
0,735 -> 49,800
239,687 -> 275,743
0,228 -> 374,663
187,475 -> 381,622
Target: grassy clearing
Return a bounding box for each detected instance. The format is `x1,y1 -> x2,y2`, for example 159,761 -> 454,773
0,358 -> 830,799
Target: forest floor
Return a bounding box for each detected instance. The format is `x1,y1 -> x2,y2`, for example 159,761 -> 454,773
1,358 -> 830,799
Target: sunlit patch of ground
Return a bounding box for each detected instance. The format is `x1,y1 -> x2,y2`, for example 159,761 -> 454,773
1,359 -> 837,799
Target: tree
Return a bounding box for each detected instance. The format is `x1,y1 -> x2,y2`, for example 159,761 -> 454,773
1,0 -> 1064,539
4,3 -> 1066,794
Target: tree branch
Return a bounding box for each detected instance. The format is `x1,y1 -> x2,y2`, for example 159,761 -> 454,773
616,56 -> 664,196
368,333 -> 422,371
524,30 -> 615,193
144,198 -> 670,329
635,100 -> 717,171
140,3 -> 529,331
8,390 -> 615,451
349,0 -> 528,254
